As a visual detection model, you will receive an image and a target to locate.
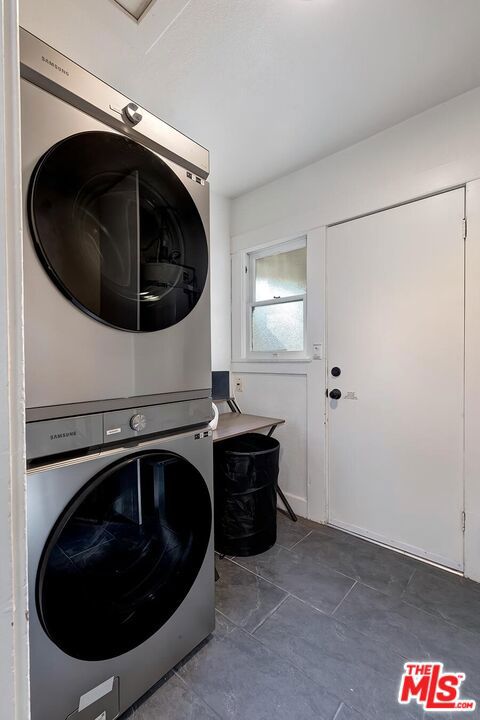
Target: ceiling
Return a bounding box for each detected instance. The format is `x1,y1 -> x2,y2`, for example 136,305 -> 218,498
19,0 -> 480,197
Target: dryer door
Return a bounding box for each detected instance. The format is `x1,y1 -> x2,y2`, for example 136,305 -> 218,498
28,131 -> 208,332
36,450 -> 212,661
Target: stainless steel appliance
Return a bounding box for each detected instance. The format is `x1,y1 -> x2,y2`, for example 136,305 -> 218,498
20,28 -> 211,422
27,400 -> 214,720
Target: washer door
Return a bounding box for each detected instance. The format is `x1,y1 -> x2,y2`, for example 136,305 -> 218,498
36,451 -> 212,661
28,131 -> 208,332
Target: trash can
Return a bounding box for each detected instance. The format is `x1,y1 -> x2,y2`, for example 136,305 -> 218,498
214,433 -> 279,556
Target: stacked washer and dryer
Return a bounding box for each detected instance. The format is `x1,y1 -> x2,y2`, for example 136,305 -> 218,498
21,29 -> 214,720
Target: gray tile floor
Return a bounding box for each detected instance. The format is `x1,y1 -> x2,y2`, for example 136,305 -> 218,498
128,513 -> 480,719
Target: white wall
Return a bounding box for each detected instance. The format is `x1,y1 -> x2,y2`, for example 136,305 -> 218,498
0,2 -> 29,719
209,192 -> 231,370
232,85 -> 480,244
231,87 -> 480,581
233,372 -> 308,517
465,181 -> 480,583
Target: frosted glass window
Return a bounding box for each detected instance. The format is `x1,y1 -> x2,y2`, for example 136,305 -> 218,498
252,301 -> 304,352
255,247 -> 306,301
247,237 -> 306,356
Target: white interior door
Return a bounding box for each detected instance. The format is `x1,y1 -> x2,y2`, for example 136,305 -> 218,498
326,189 -> 465,570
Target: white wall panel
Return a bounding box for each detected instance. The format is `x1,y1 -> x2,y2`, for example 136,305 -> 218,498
209,192 -> 231,370
465,180 -> 480,582
0,2 -> 29,718
232,372 -> 307,516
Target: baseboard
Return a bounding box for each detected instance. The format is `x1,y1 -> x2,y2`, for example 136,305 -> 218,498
329,518 -> 463,572
277,491 -> 307,519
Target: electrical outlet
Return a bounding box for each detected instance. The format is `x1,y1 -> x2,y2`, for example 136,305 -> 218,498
234,376 -> 243,393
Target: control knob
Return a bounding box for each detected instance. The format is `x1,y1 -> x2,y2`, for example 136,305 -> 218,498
122,103 -> 143,126
130,413 -> 147,432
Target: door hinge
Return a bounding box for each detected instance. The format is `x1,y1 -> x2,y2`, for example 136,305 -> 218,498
463,218 -> 467,240
462,510 -> 466,532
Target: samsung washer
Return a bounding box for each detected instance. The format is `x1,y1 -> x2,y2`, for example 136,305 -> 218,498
27,401 -> 214,720
20,28 -> 211,421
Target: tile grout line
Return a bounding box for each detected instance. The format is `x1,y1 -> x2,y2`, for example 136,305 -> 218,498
250,593 -> 291,635
286,516 -> 480,595
320,579 -> 480,677
326,582 -> 439,664
172,669 -> 225,720
233,613 -> 346,712
210,607 -> 347,715
235,608 -> 352,716
224,556 -> 346,618
331,580 -> 357,616
342,566 -> 480,637
228,546 -> 358,587
398,594 -> 480,637
239,595 -> 418,711
221,541 -> 480,683
280,584 -> 427,679
225,546 -> 480,637
328,564 -> 480,638
226,556 -> 293,595
399,564 -> 480,635
216,601 -> 347,704
332,702 -> 346,720
403,566 -> 418,592
288,529 -> 314,551
219,573 -> 421,687
217,566 -> 468,715
214,606 -> 236,626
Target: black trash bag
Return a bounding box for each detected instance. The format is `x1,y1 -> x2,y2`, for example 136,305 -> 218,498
214,433 -> 279,556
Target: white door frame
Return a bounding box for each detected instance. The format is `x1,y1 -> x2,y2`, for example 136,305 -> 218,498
464,180 -> 480,583
0,2 -> 30,718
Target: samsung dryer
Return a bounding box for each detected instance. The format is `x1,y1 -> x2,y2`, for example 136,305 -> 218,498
27,402 -> 214,720
20,29 -> 211,421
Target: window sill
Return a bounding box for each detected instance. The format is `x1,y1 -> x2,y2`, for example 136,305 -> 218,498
232,357 -> 312,364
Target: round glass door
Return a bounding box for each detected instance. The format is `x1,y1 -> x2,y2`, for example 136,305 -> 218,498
36,451 -> 212,661
28,131 -> 208,332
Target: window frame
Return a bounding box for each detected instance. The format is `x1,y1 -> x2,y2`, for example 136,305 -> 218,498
245,236 -> 307,360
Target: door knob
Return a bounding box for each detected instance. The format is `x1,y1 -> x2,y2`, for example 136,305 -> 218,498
329,389 -> 342,400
